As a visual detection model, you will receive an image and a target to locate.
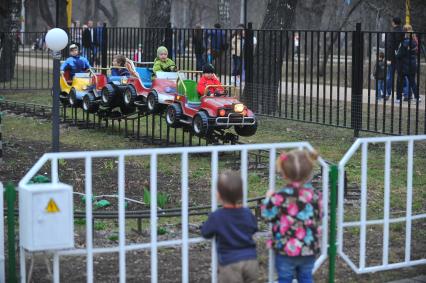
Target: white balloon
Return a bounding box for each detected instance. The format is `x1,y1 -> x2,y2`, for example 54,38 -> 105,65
45,28 -> 69,51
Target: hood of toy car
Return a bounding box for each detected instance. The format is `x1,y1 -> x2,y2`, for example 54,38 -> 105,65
72,77 -> 92,92
201,96 -> 241,108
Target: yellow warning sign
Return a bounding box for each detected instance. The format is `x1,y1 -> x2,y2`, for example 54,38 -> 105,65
45,199 -> 60,213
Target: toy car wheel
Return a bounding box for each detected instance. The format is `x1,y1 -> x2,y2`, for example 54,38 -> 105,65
68,88 -> 79,108
166,104 -> 182,128
192,111 -> 211,136
123,85 -> 137,108
101,84 -> 115,107
234,120 -> 258,137
83,92 -> 99,113
147,91 -> 159,113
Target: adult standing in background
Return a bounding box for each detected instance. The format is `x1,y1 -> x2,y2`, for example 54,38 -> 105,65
385,17 -> 404,100
82,20 -> 98,65
396,24 -> 420,102
207,23 -> 226,62
231,24 -> 244,85
94,21 -> 104,66
192,24 -> 205,71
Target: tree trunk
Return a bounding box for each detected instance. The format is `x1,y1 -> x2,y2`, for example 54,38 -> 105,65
145,0 -> 171,61
37,0 -> 54,27
217,0 -> 231,28
0,0 -> 21,83
146,0 -> 171,28
243,0 -> 298,115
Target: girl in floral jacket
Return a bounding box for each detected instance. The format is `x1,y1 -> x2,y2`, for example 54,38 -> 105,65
261,149 -> 322,283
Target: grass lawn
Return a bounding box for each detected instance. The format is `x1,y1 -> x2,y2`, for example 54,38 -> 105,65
1,90 -> 426,282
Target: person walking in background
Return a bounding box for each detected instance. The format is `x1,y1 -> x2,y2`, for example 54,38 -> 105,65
82,23 -> 91,62
231,25 -> 244,86
396,24 -> 421,103
133,43 -> 143,63
262,149 -> 322,283
373,51 -> 386,100
93,21 -> 104,66
82,20 -> 98,65
201,170 -> 259,283
192,24 -> 205,71
207,23 -> 226,62
294,32 -> 300,57
385,17 -> 404,100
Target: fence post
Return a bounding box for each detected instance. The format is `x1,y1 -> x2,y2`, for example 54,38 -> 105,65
243,22 -> 254,107
328,165 -> 338,283
0,96 -> 3,161
165,23 -> 173,59
5,183 -> 17,283
351,23 -> 363,137
0,182 -> 5,283
101,23 -> 108,75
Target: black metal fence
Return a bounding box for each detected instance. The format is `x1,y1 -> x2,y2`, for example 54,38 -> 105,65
1,24 -> 425,136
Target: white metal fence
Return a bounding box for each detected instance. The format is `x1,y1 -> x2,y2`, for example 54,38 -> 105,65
18,142 -> 329,283
0,182 -> 5,283
338,135 -> 426,273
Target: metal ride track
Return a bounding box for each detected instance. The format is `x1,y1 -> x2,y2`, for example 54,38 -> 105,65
0,99 -> 271,166
1,99 -> 280,225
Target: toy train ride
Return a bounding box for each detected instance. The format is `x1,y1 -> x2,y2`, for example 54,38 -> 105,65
59,60 -> 257,138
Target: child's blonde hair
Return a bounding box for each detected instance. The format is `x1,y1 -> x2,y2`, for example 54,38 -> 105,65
276,149 -> 319,183
403,24 -> 413,32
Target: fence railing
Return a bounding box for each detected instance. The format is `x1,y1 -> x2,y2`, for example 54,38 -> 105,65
338,135 -> 426,273
0,183 -> 4,283
18,142 -> 330,283
1,24 -> 425,136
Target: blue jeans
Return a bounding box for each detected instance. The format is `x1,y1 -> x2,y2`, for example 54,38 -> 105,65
386,63 -> 395,97
275,254 -> 315,283
232,55 -> 242,76
376,80 -> 384,98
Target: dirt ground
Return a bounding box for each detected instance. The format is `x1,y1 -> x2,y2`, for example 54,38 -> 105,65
1,116 -> 426,282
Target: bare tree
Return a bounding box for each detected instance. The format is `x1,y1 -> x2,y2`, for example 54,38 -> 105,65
147,0 -> 171,28
143,0 -> 171,60
244,0 -> 298,115
217,0 -> 231,27
95,0 -> 118,27
0,0 -> 21,82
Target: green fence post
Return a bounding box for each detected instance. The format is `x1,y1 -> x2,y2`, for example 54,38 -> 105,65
5,182 -> 17,283
328,165 -> 338,283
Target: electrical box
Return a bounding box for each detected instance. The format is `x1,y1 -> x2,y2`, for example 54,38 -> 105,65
19,183 -> 74,251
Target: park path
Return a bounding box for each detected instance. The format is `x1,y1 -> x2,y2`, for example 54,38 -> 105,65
228,78 -> 425,111
14,56 -> 425,111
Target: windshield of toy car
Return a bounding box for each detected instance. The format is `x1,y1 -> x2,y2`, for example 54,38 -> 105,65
74,73 -> 91,78
156,71 -> 180,80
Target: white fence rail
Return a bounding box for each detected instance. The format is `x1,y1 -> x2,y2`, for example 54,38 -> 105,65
18,142 -> 329,283
0,182 -> 5,283
338,135 -> 426,274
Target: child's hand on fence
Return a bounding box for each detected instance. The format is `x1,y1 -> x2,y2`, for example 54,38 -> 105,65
265,190 -> 274,198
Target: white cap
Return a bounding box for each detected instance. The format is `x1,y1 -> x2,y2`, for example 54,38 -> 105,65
69,44 -> 78,50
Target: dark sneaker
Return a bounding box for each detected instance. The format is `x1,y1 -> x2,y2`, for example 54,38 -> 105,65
403,97 -> 409,101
